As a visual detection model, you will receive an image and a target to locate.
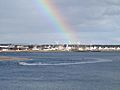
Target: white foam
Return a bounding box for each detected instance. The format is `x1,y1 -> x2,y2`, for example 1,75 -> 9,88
18,58 -> 112,66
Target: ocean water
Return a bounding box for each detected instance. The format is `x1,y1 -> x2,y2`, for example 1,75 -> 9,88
0,52 -> 120,90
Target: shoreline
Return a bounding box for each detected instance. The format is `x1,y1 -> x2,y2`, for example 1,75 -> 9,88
0,50 -> 120,53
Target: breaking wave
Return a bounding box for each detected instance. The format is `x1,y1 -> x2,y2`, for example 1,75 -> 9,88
18,58 -> 112,66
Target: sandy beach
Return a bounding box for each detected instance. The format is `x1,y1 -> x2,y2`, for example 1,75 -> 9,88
0,56 -> 30,61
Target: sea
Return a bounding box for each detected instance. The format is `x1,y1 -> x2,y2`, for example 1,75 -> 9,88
0,52 -> 120,90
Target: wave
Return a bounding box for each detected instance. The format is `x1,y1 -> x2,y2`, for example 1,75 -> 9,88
18,58 -> 112,66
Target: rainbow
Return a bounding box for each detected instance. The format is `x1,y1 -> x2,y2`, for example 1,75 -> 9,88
33,0 -> 78,43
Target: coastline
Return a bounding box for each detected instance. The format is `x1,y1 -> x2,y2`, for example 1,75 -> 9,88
0,50 -> 120,53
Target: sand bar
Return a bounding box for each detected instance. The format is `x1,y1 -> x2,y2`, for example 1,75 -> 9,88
0,56 -> 30,61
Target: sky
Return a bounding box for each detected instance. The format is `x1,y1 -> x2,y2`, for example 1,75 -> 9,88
0,0 -> 120,44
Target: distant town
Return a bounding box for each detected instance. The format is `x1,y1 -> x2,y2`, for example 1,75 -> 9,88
0,44 -> 120,52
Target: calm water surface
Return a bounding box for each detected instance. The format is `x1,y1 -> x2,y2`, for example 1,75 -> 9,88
0,52 -> 120,90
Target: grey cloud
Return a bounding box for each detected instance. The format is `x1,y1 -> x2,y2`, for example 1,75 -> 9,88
104,0 -> 120,6
103,6 -> 120,16
0,33 -> 70,44
57,0 -> 120,34
0,0 -> 120,44
0,0 -> 60,34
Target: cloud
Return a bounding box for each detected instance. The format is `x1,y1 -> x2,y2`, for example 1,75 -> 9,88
0,33 -> 70,44
0,0 -> 120,44
104,0 -> 120,6
103,6 -> 120,16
